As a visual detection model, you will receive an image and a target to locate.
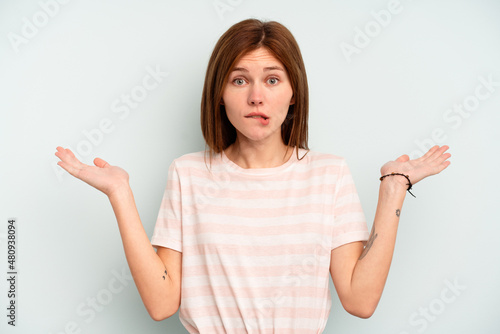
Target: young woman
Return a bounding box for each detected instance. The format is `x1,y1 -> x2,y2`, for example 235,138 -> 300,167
55,19 -> 451,333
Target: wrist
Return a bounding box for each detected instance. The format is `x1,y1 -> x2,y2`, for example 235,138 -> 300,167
108,182 -> 132,202
380,172 -> 417,198
379,175 -> 408,196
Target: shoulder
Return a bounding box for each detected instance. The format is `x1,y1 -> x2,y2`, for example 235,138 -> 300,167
168,150 -> 220,175
297,148 -> 346,167
170,150 -> 209,166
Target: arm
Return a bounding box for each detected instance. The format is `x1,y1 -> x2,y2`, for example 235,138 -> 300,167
55,147 -> 181,321
108,186 -> 182,320
330,145 -> 451,318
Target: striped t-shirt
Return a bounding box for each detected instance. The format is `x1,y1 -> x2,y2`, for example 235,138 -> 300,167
151,147 -> 369,333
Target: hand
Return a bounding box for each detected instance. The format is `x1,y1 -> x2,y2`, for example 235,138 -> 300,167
380,145 -> 451,186
55,146 -> 129,197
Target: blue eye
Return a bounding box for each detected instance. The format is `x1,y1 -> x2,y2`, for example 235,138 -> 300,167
268,77 -> 279,85
234,78 -> 245,85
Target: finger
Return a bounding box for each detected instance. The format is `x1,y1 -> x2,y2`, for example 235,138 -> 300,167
434,152 -> 452,166
56,146 -> 70,156
55,146 -> 67,159
58,147 -> 82,165
436,160 -> 451,174
433,145 -> 449,156
420,145 -> 449,164
55,147 -> 87,171
63,147 -> 79,160
419,145 -> 440,161
427,145 -> 451,163
94,158 -> 110,168
395,154 -> 410,163
55,146 -> 70,159
428,152 -> 451,174
55,148 -> 71,163
57,160 -> 81,178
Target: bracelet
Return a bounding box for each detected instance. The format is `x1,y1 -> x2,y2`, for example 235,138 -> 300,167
380,172 -> 416,198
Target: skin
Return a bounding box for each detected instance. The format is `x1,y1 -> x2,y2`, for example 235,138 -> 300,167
222,47 -> 295,168
55,147 -> 181,321
331,146 -> 451,317
55,47 -> 452,320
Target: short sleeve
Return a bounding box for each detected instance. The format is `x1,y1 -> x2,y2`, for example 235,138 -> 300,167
151,160 -> 183,252
331,159 -> 369,250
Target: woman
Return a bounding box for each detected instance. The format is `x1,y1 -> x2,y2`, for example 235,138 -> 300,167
55,19 -> 451,333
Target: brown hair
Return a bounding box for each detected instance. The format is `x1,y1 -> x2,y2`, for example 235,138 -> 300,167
200,18 -> 309,165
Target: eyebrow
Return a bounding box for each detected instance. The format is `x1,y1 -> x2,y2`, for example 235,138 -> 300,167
231,66 -> 285,73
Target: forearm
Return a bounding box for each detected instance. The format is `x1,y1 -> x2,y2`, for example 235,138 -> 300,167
108,185 -> 178,318
349,177 -> 407,314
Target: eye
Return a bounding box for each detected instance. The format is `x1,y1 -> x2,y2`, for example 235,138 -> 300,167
268,77 -> 279,85
233,78 -> 246,86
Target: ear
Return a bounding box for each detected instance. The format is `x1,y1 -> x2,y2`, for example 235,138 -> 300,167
220,98 -> 224,105
289,96 -> 295,105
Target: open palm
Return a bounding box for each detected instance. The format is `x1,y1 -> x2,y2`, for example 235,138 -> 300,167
380,145 -> 451,186
55,146 -> 129,196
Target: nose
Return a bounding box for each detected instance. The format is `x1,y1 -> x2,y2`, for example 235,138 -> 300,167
248,83 -> 263,105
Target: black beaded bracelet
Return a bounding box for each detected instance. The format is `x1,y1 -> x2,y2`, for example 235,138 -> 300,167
380,172 -> 416,198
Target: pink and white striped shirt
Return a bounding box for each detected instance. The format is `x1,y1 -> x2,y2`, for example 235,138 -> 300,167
151,147 -> 369,333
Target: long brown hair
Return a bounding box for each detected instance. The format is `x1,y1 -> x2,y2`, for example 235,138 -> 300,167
200,19 -> 309,165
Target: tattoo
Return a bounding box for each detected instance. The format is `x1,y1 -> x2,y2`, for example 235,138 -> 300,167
396,209 -> 401,217
359,225 -> 378,260
162,269 -> 167,280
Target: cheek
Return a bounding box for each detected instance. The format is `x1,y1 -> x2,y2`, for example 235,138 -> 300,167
276,88 -> 294,107
221,90 -> 229,105
222,89 -> 243,107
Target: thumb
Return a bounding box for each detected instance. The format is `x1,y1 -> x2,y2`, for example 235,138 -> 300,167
94,157 -> 110,168
395,154 -> 410,163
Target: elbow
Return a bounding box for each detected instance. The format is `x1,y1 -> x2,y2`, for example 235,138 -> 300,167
149,308 -> 175,322
346,306 -> 376,319
147,303 -> 180,322
145,285 -> 181,321
149,311 -> 168,322
343,299 -> 379,319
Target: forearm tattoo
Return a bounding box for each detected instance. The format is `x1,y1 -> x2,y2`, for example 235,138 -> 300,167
359,225 -> 378,260
162,269 -> 167,280
358,209 -> 400,260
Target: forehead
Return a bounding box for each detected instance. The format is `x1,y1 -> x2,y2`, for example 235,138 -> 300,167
235,48 -> 283,67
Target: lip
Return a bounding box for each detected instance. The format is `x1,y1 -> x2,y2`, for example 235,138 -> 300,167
244,112 -> 269,119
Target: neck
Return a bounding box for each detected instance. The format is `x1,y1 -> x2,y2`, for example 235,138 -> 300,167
224,137 -> 294,169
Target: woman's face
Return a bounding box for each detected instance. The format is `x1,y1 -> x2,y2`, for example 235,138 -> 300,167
222,47 -> 295,146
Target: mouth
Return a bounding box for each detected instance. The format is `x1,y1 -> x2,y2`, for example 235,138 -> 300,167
245,113 -> 270,125
245,115 -> 268,120
245,112 -> 269,120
